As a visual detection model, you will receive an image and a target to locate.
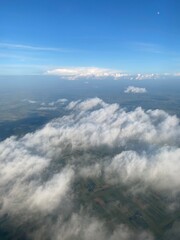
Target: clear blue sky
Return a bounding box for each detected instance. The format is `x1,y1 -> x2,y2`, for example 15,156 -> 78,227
0,0 -> 180,75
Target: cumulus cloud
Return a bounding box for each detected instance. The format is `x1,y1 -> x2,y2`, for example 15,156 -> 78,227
38,98 -> 68,110
28,168 -> 74,213
48,98 -> 68,106
46,67 -> 175,81
105,148 -> 180,193
0,98 -> 180,239
134,73 -> 159,80
124,86 -> 147,93
46,67 -> 128,80
67,97 -> 106,111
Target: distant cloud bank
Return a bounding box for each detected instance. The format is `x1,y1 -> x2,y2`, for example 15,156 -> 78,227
124,86 -> 147,94
46,67 -> 127,80
46,67 -> 179,81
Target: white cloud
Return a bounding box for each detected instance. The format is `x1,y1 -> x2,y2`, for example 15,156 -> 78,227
48,98 -> 68,106
105,148 -> 180,193
46,67 -> 128,80
134,73 -> 159,80
124,86 -> 147,93
0,42 -> 68,52
67,97 -> 107,111
22,99 -> 37,104
46,67 -> 175,80
38,106 -> 57,111
28,168 -> 74,213
0,98 -> 180,238
28,100 -> 37,104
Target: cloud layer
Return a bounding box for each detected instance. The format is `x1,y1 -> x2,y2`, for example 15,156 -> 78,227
0,98 -> 180,239
46,67 -> 127,80
46,67 -> 180,80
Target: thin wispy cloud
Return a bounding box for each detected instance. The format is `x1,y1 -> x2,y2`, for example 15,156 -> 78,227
0,42 -> 72,53
0,52 -> 48,62
132,42 -> 163,54
132,42 -> 180,57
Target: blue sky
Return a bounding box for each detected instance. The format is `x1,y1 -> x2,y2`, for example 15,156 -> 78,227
0,0 -> 180,75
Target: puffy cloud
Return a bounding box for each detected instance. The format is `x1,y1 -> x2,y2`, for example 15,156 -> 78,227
0,136 -> 74,217
67,97 -> 106,111
46,67 -> 128,80
134,73 -> 159,80
124,86 -> 147,93
38,98 -> 68,110
105,148 -> 180,193
45,67 -> 163,81
0,98 -> 180,239
28,168 -> 74,213
46,67 -> 180,80
48,98 -> 68,106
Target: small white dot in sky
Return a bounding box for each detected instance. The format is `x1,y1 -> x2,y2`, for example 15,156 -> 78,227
157,11 -> 160,15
